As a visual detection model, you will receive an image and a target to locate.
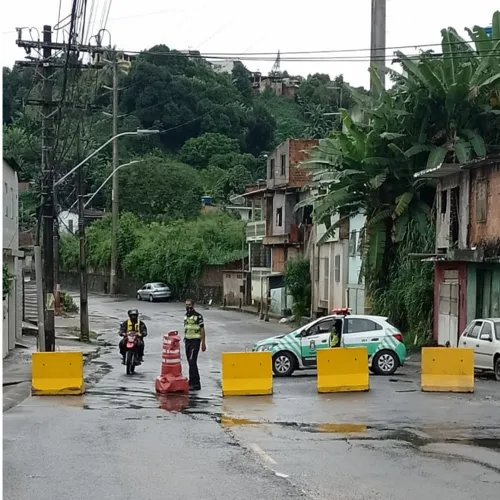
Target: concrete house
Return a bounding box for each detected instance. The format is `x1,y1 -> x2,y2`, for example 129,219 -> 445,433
242,139 -> 318,314
414,155 -> 500,346
3,158 -> 24,357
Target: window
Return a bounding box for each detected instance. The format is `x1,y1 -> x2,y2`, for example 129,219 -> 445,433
440,189 -> 447,214
480,322 -> 492,338
345,318 -> 382,333
321,258 -> 329,301
348,231 -> 357,257
276,207 -> 283,227
494,322 -> 500,341
68,219 -> 74,233
476,177 -> 487,223
468,321 -> 482,339
10,188 -> 14,218
270,158 -> 275,179
308,319 -> 334,336
334,254 -> 341,283
4,182 -> 8,217
280,154 -> 286,176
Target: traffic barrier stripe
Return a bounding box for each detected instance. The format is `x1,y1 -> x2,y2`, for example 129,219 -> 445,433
31,352 -> 85,396
221,352 -> 272,396
317,347 -> 369,393
421,347 -> 474,393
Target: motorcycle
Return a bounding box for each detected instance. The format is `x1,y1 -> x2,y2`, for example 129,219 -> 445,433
124,331 -> 140,375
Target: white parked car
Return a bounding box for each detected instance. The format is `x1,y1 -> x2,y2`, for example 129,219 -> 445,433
136,282 -> 172,302
458,318 -> 500,381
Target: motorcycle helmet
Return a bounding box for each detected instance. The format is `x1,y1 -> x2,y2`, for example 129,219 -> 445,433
128,309 -> 139,319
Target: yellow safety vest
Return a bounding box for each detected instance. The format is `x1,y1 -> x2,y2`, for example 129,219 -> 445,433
127,319 -> 140,333
329,331 -> 339,348
184,315 -> 202,339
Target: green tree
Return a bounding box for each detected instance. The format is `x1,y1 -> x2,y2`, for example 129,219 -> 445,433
118,154 -> 202,221
179,132 -> 240,168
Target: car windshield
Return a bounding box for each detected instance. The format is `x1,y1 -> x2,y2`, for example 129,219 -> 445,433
495,322 -> 500,340
155,283 -> 168,288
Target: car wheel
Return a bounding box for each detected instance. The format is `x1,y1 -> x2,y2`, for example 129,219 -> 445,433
494,356 -> 500,382
149,294 -> 154,303
372,350 -> 399,376
137,294 -> 141,301
273,352 -> 296,377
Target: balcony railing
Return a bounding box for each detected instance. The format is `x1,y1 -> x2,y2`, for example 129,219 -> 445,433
246,220 -> 266,241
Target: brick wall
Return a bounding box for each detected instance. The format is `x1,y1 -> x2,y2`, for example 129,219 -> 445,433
468,162 -> 500,245
288,139 -> 319,188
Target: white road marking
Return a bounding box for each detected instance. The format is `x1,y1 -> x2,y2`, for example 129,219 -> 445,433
248,443 -> 277,465
274,471 -> 289,478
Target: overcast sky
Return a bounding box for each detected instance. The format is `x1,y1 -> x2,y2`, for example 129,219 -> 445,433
1,0 -> 498,89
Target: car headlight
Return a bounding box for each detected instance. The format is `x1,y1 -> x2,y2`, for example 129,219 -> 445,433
255,344 -> 277,352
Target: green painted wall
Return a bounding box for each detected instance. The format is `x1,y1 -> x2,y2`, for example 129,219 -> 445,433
466,263 -> 500,322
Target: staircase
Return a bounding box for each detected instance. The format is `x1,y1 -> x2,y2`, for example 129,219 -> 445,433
23,280 -> 38,325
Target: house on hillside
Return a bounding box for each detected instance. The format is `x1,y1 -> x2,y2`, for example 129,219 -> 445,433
3,157 -> 24,357
242,139 -> 318,314
414,155 -> 500,346
58,208 -> 105,234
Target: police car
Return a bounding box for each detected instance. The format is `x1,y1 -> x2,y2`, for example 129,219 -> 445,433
253,308 -> 407,377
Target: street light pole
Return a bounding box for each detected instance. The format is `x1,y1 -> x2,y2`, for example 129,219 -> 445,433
83,160 -> 143,208
55,130 -> 157,187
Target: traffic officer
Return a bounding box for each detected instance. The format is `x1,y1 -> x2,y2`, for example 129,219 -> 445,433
184,299 -> 206,391
329,318 -> 343,348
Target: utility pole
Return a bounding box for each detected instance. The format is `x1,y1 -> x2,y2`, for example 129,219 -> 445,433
110,59 -> 119,295
54,186 -> 61,315
370,0 -> 387,93
77,129 -> 90,342
15,26 -> 104,351
41,25 -> 56,352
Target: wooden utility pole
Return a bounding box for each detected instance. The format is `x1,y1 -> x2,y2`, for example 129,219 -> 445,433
110,59 -> 119,295
370,0 -> 387,92
40,25 -> 56,351
77,129 -> 90,342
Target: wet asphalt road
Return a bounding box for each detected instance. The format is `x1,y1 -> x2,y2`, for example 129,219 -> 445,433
4,296 -> 500,499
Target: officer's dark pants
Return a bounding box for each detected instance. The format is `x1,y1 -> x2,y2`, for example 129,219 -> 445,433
185,338 -> 201,388
119,338 -> 144,358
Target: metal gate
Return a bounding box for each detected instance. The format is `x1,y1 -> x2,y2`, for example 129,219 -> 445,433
438,275 -> 459,346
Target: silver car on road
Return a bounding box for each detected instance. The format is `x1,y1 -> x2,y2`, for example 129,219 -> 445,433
136,282 -> 172,302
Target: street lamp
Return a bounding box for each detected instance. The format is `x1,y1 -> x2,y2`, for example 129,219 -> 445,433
54,129 -> 159,187
84,160 -> 143,208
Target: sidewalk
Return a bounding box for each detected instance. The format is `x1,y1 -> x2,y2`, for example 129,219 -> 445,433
3,315 -> 101,412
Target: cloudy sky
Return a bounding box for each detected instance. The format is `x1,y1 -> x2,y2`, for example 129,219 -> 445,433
2,0 -> 498,88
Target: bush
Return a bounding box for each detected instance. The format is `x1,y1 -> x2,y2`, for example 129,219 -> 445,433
60,291 -> 79,313
284,256 -> 311,324
59,211 -> 246,297
3,263 -> 12,299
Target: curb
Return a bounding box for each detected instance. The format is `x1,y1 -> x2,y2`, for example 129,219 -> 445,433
220,306 -> 283,322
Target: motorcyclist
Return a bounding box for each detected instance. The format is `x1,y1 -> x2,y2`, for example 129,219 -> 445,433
119,309 -> 148,364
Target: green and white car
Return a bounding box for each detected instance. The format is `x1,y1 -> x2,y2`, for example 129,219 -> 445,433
253,314 -> 407,377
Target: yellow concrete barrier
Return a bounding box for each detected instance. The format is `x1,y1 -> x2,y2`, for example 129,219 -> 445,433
32,352 -> 85,396
421,347 -> 474,393
317,347 -> 369,393
221,352 -> 272,396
